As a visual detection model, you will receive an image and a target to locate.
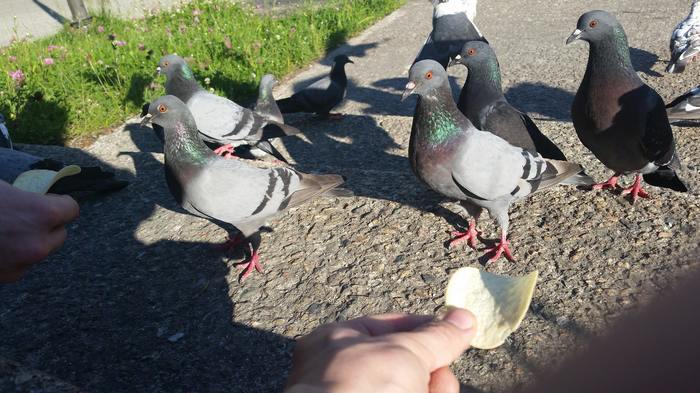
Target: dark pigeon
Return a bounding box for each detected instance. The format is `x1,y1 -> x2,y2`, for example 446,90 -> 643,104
254,74 -> 284,124
567,10 -> 687,202
141,95 -> 351,281
666,85 -> 700,122
156,54 -> 297,162
449,40 -> 594,186
413,0 -> 487,69
276,55 -> 353,119
402,60 -> 585,263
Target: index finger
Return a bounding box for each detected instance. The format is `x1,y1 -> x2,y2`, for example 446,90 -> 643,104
345,313 -> 434,337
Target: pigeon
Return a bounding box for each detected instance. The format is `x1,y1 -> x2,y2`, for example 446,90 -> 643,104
0,148 -> 128,197
667,0 -> 700,74
567,10 -> 687,202
276,55 -> 354,119
254,74 -> 284,124
0,114 -> 11,149
141,95 -> 351,280
413,0 -> 487,69
666,85 -> 700,122
449,41 -> 594,186
157,54 -> 298,162
402,60 -> 585,262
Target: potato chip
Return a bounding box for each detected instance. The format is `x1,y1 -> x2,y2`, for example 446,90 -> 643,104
445,267 -> 538,349
12,165 -> 81,194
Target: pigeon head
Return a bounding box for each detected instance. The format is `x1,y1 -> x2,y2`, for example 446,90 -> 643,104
156,54 -> 194,81
260,74 -> 278,89
0,113 -> 5,123
333,55 -> 354,65
141,95 -> 195,130
449,40 -> 495,68
402,60 -> 448,101
566,10 -> 622,45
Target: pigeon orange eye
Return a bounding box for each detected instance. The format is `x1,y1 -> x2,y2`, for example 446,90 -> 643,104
589,20 -> 598,28
158,104 -> 167,113
467,48 -> 477,56
425,71 -> 433,80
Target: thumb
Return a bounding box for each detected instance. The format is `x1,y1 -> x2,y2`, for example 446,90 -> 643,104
389,308 -> 477,372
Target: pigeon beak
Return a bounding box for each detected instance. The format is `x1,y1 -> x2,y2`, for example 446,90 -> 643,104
566,29 -> 582,45
347,59 -> 354,64
401,81 -> 417,102
140,113 -> 154,128
155,66 -> 162,76
448,54 -> 462,68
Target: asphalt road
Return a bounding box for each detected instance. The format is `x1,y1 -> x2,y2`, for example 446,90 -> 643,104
1,0 -> 699,391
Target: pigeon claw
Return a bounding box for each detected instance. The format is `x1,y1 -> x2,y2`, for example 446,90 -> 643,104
327,113 -> 345,121
448,221 -> 481,250
591,174 -> 620,191
483,234 -> 515,263
213,144 -> 238,159
620,175 -> 650,204
237,250 -> 264,282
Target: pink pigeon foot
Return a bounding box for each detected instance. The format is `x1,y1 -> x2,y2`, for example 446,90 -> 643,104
237,247 -> 264,281
592,174 -> 620,191
448,220 -> 481,250
483,232 -> 516,263
327,113 -> 344,120
620,174 -> 650,203
213,144 -> 237,159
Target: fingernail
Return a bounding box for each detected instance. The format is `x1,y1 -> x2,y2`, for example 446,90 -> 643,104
443,308 -> 475,331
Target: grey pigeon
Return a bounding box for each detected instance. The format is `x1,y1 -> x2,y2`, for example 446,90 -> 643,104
568,10 -> 687,202
449,41 -> 594,186
0,114 -> 11,149
0,148 -> 128,197
402,60 -> 584,262
142,95 -> 351,281
413,0 -> 487,69
254,74 -> 283,124
666,85 -> 700,122
667,0 -> 700,73
276,55 -> 353,119
157,54 -> 297,162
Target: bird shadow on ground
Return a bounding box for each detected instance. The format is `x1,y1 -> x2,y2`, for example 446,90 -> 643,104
0,136 -> 295,391
504,83 -> 575,121
630,47 -> 662,77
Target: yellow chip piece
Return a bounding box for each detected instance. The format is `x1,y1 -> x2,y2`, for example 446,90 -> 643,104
12,165 -> 81,194
445,267 -> 538,349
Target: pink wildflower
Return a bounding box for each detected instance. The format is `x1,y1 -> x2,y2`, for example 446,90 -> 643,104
112,40 -> 127,47
8,55 -> 17,62
43,57 -> 54,65
97,25 -> 105,33
192,9 -> 202,16
47,45 -> 60,52
9,69 -> 25,84
138,43 -> 146,51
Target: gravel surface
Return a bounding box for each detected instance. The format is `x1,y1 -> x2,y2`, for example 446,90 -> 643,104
1,0 -> 699,391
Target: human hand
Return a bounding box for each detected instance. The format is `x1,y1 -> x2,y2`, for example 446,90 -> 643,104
0,180 -> 79,282
285,308 -> 476,393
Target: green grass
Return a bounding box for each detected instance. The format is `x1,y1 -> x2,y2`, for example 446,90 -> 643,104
0,0 -> 403,144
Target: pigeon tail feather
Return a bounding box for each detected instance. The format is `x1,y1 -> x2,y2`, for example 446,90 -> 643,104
643,167 -> 688,192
